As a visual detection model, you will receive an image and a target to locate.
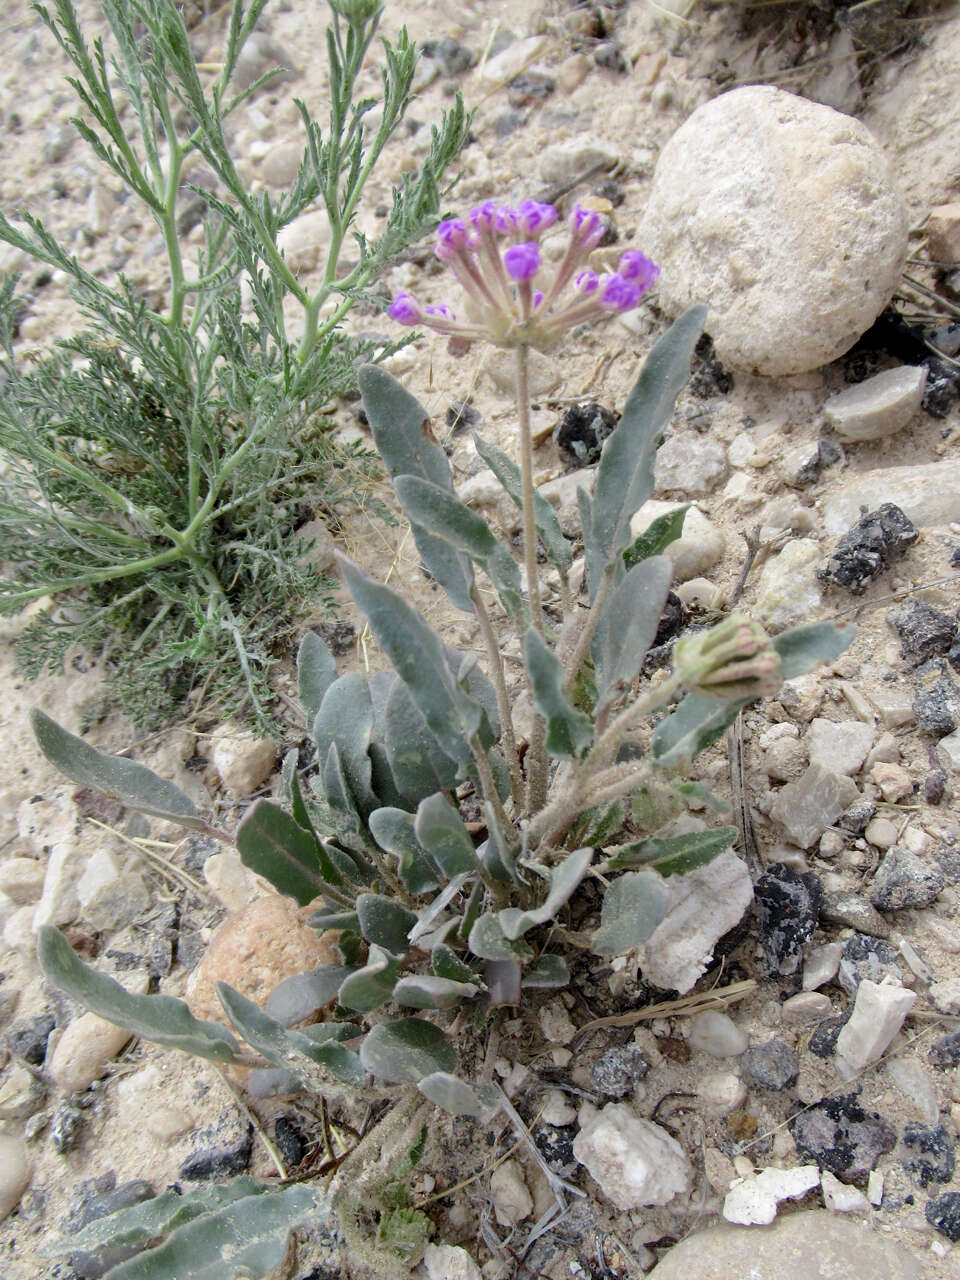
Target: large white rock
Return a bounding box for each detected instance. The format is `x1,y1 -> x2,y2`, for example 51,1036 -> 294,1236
642,86 -> 908,375
636,848 -> 753,993
423,1244 -> 482,1280
835,978 -> 916,1076
723,1164 -> 821,1225
573,1103 -> 691,1209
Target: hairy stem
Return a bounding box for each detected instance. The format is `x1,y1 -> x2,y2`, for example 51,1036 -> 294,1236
472,586 -> 522,808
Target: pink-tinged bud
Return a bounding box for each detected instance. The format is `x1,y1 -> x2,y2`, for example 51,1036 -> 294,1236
514,199 -> 557,238
494,204 -> 517,235
504,241 -> 541,282
532,290 -> 544,310
598,273 -> 641,312
434,218 -> 471,261
469,201 -> 498,233
574,269 -> 599,295
673,614 -> 782,702
568,203 -> 606,250
388,292 -> 423,325
618,250 -> 660,290
425,303 -> 455,319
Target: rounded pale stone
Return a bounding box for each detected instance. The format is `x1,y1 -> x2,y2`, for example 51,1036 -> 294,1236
824,366 -> 926,442
642,86 -> 908,375
210,724 -> 276,796
688,1010 -> 748,1057
647,1209 -> 923,1279
573,1102 -> 691,1209
186,894 -> 339,1026
50,1009 -> 136,1092
0,1134 -> 30,1222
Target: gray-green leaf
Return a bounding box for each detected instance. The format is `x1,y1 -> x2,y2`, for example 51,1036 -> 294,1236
359,1018 -> 456,1083
392,975 -> 479,1008
417,1072 -> 500,1118
297,632 -> 337,728
30,710 -> 203,829
651,692 -> 747,768
336,945 -> 399,1013
358,364 -> 474,612
414,793 -> 478,878
236,800 -> 325,905
356,893 -> 417,955
524,628 -> 593,759
496,847 -> 593,940
591,870 -> 672,956
216,984 -> 363,1087
38,926 -> 239,1063
604,826 -> 737,874
338,557 -> 478,770
583,306 -> 706,594
312,673 -> 378,817
622,505 -> 689,570
593,555 -> 671,708
368,806 -> 438,895
774,621 -> 856,680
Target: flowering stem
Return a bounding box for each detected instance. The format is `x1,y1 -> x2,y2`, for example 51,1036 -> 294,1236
471,586 -> 523,809
515,345 -> 542,637
515,343 -> 549,813
561,562 -> 615,694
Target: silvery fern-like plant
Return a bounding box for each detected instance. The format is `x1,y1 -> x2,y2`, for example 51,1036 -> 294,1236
32,200 -> 854,1276
0,0 -> 468,728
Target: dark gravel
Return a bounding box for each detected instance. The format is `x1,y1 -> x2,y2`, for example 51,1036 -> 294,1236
554,402 -> 617,466
740,1039 -> 799,1091
179,1125 -> 253,1181
790,1093 -> 897,1182
818,503 -> 919,594
902,1123 -> 956,1188
753,864 -> 822,977
589,1043 -> 649,1097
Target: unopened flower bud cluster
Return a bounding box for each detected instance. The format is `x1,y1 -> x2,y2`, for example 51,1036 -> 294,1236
388,198 -> 659,350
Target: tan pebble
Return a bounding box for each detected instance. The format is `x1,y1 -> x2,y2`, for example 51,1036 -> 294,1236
556,52 -> 590,93
871,761 -> 914,803
50,1011 -> 135,1092
186,894 -> 339,1027
703,1145 -> 736,1194
0,1133 -> 30,1222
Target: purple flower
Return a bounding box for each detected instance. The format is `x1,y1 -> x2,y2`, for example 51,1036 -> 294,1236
598,273 -> 641,312
425,303 -> 455,319
504,241 -> 541,282
514,199 -> 557,238
568,204 -> 606,250
618,251 -> 660,290
388,292 -> 423,325
574,269 -> 599,295
532,290 -> 544,310
494,204 -> 517,235
469,201 -> 498,234
434,218 -> 471,261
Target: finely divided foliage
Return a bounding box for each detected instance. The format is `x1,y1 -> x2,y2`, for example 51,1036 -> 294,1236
31,63 -> 854,1280
0,0 -> 468,728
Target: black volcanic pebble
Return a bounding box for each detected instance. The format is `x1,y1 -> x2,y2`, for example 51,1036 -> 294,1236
902,1123 -> 956,1188
927,1191 -> 960,1241
929,1031 -> 960,1068
890,601 -> 957,666
534,1123 -> 578,1176
808,1013 -> 850,1059
589,1044 -> 649,1097
6,1012 -> 55,1065
914,661 -> 960,737
790,1093 -> 897,1182
753,864 -> 822,977
179,1126 -> 253,1181
741,1039 -> 799,1091
275,1116 -> 308,1168
818,504 -> 919,594
554,402 -> 617,465
689,333 -> 734,398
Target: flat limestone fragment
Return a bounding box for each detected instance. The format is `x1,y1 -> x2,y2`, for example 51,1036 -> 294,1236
824,366 -> 926,442
769,764 -> 860,848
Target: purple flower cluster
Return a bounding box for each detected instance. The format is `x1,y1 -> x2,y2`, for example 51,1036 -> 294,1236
386,198 -> 659,350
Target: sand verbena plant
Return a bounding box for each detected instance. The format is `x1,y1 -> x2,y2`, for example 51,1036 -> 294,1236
32,198 -> 854,1275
